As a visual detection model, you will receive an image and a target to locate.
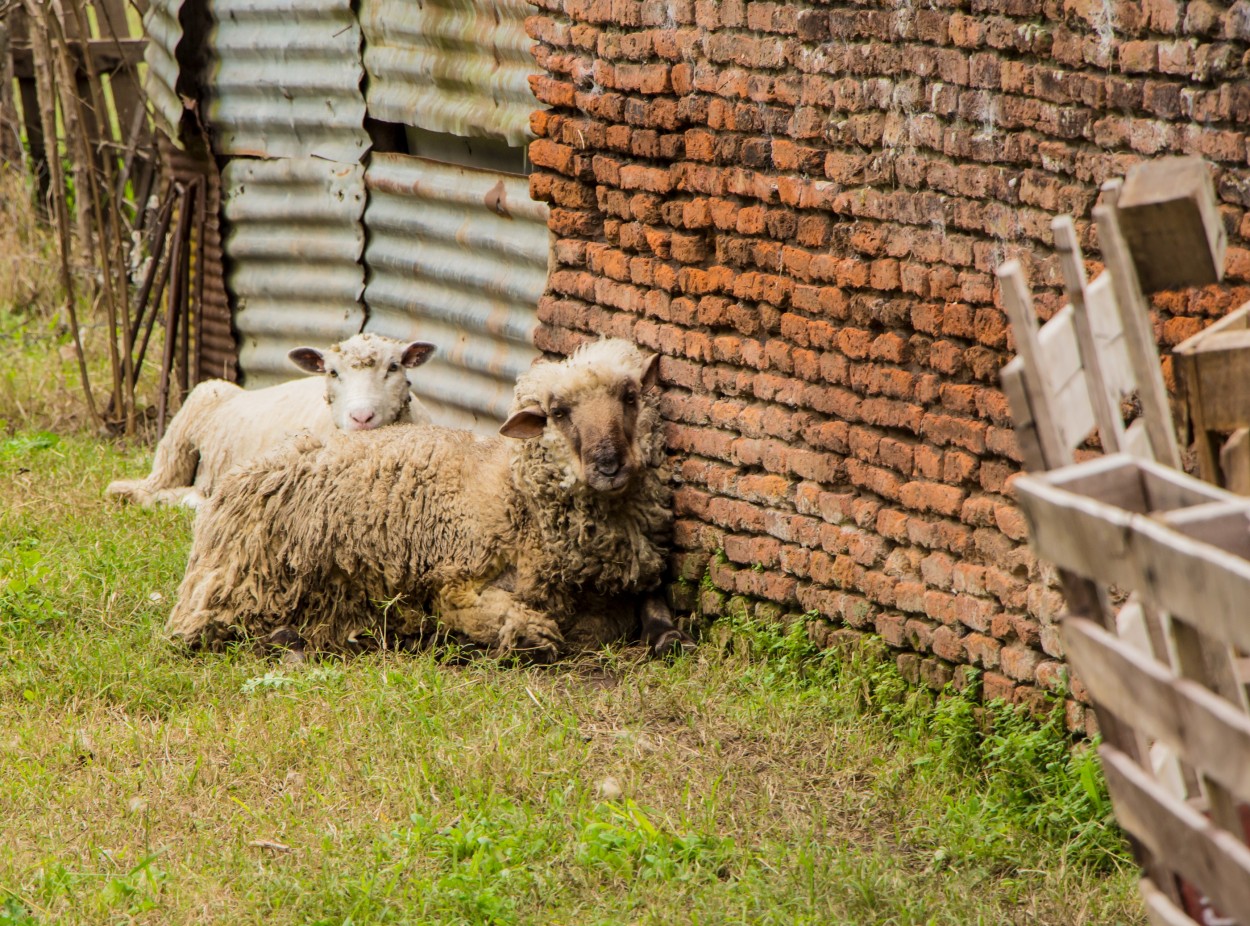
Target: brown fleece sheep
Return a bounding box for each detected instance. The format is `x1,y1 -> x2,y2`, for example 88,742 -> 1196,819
165,338 -> 681,658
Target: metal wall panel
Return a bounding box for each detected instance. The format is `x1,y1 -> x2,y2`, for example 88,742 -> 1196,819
361,153 -> 548,431
359,0 -> 540,147
142,0 -> 189,137
208,0 -> 370,162
222,157 -> 367,386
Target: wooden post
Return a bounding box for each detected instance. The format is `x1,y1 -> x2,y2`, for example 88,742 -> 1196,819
0,19 -> 23,168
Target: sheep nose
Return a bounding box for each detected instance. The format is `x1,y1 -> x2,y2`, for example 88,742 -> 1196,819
350,410 -> 376,428
594,455 -> 621,477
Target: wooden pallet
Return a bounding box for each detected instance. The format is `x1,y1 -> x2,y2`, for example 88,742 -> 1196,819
1015,456 -> 1250,925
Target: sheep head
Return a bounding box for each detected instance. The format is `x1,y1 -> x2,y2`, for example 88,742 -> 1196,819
289,333 -> 435,431
501,339 -> 661,494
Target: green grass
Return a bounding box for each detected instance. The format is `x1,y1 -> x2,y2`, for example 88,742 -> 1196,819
0,303 -> 1146,923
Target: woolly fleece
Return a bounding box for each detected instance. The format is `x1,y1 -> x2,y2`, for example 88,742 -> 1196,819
165,339 -> 672,656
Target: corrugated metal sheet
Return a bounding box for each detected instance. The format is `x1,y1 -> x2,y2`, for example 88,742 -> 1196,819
142,0 -> 189,138
358,0 -> 540,147
222,157 -> 366,386
361,153 -> 548,431
158,128 -> 236,383
208,0 -> 370,162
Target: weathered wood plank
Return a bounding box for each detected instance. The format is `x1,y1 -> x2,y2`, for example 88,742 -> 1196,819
1000,361 -> 1047,474
1095,181 -> 1183,468
1118,156 -> 1226,292
1016,459 -> 1250,655
1101,745 -> 1250,921
1221,428 -> 1250,496
1140,878 -> 1201,926
1064,617 -> 1250,800
998,260 -> 1069,469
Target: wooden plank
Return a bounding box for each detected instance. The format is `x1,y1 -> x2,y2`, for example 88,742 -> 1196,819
1037,452 -> 1149,512
1175,302 -> 1250,355
1000,361 -> 1048,473
1221,429 -> 1250,496
1037,305 -> 1099,452
1085,273 -> 1137,408
999,260 -> 1070,469
1095,181 -> 1183,469
1175,332 -> 1250,432
1053,215 -> 1129,454
1064,616 -> 1250,800
1101,745 -> 1250,921
1016,463 -> 1250,655
1118,156 -> 1226,292
1157,503 -> 1250,560
1140,878 -> 1201,926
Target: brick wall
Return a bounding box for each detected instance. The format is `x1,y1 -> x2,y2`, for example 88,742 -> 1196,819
524,0 -> 1250,731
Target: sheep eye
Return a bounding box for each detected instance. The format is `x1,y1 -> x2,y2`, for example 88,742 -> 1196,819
328,369 -> 339,378
623,390 -> 637,405
551,406 -> 568,420
388,362 -> 400,373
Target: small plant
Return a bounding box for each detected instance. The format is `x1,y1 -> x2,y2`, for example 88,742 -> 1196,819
240,671 -> 297,695
576,800 -> 732,882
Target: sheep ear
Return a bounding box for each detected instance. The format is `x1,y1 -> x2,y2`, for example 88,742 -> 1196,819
500,407 -> 547,439
640,352 -> 661,391
401,341 -> 437,368
288,347 -> 326,374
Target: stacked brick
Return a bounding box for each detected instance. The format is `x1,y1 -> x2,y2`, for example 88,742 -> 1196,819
524,0 -> 1250,731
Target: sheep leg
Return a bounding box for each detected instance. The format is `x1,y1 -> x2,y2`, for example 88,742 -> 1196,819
106,381 -> 236,506
640,594 -> 694,658
435,583 -> 563,661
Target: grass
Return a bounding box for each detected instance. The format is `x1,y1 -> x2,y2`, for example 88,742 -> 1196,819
0,184 -> 1145,923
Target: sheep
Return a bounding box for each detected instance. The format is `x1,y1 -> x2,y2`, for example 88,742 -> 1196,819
106,333 -> 436,509
165,337 -> 690,659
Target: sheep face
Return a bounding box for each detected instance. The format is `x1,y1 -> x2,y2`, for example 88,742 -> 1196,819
501,342 -> 661,494
289,334 -> 435,431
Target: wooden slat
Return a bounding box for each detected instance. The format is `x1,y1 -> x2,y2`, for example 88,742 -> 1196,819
1064,616 -> 1250,800
1222,429 -> 1250,496
1094,182 -> 1183,468
1053,216 -> 1129,454
1084,273 -> 1137,402
1016,462 -> 1250,655
1000,361 -> 1047,473
999,260 -> 1069,469
1140,878 -> 1201,926
1037,305 -> 1099,452
1101,745 -> 1250,921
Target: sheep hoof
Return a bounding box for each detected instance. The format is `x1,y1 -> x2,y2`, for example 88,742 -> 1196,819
264,626 -> 307,662
650,628 -> 695,659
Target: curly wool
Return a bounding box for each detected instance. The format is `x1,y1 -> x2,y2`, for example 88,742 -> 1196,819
166,339 -> 672,654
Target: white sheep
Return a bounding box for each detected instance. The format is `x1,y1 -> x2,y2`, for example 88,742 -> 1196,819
106,333 -> 435,509
165,338 -> 689,658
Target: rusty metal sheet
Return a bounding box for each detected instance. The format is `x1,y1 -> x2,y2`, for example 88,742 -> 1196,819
158,128 -> 236,382
358,0 -> 540,147
208,0 -> 369,162
361,152 -> 548,431
221,157 -> 366,386
142,0 -> 189,138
